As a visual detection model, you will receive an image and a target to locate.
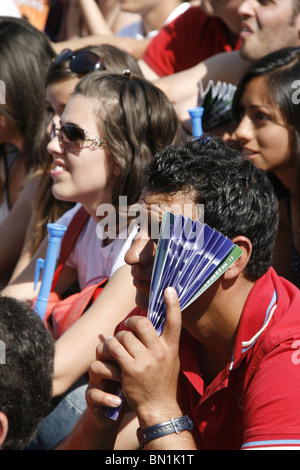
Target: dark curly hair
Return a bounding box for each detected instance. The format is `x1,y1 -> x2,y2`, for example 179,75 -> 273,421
0,297 -> 54,450
141,136 -> 279,280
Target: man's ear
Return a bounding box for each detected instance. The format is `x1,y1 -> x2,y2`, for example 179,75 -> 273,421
0,411 -> 9,449
223,235 -> 252,280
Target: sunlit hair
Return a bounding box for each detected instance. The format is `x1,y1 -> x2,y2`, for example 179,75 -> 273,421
74,72 -> 181,209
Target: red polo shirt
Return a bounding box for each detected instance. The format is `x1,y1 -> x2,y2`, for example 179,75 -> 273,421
178,267 -> 300,449
142,7 -> 241,77
115,268 -> 300,449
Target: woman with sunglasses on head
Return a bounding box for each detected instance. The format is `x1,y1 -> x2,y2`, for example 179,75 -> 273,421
230,47 -> 300,288
10,44 -> 144,281
0,17 -> 55,284
3,70 -> 180,449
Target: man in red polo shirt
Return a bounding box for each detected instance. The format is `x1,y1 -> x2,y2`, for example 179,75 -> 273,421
152,0 -> 300,122
139,1 -> 242,80
58,137 -> 300,451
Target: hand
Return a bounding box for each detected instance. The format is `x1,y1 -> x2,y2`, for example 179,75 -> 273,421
85,338 -> 123,428
104,287 -> 183,427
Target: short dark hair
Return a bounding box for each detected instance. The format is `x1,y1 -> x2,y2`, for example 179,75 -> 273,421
142,137 -> 279,280
0,297 -> 54,450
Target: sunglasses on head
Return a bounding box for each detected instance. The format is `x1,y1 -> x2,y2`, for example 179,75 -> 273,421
51,48 -> 105,74
51,122 -> 107,153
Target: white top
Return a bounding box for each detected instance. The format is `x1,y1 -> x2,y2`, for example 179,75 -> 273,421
0,0 -> 22,17
116,3 -> 191,40
57,204 -> 137,289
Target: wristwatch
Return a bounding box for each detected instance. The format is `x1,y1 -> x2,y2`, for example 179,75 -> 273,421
137,415 -> 194,448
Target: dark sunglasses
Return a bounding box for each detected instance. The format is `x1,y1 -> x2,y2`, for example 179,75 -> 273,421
51,122 -> 107,152
51,48 -> 105,74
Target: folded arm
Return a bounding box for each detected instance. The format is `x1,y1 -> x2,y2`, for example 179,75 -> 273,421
59,287 -> 197,450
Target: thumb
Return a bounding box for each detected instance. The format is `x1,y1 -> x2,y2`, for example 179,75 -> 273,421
162,287 -> 182,345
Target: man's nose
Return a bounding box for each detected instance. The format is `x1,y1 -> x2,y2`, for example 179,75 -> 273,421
125,234 -> 155,267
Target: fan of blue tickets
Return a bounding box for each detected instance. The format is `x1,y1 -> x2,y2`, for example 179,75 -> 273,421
149,211 -> 243,335
105,211 -> 242,420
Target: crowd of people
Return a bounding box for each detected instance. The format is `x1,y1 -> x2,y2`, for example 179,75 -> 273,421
0,0 -> 300,451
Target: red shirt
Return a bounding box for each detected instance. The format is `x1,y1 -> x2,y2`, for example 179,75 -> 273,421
178,268 -> 300,449
142,7 -> 241,77
115,268 -> 300,449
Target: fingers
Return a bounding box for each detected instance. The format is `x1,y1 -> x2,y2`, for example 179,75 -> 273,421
86,382 -> 122,409
115,287 -> 182,354
104,334 -> 138,370
87,287 -> 182,417
87,359 -> 123,410
89,355 -> 122,383
162,287 -> 182,344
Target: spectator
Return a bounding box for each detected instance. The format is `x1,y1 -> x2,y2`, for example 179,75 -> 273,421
231,46 -> 300,287
0,296 -> 54,450
3,71 -> 180,449
0,17 -> 55,284
138,1 -> 243,80
154,0 -> 300,117
10,44 -> 143,280
58,137 -> 300,450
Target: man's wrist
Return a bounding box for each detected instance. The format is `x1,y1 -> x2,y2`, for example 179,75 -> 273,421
137,415 -> 194,449
137,403 -> 184,429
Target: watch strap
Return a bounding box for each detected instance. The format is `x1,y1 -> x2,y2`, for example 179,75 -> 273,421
137,415 -> 194,448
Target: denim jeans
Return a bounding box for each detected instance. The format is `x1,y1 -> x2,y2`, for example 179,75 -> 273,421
27,376 -> 88,450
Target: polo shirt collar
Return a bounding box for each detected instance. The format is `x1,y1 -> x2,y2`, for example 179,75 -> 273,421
229,268 -> 277,370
